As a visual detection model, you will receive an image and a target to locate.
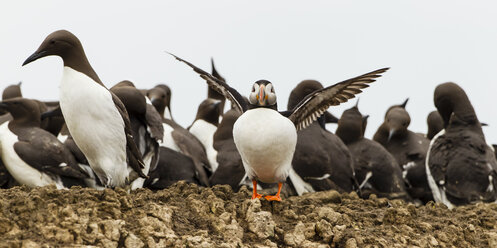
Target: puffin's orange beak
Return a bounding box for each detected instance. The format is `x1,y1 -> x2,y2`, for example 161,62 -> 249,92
258,84 -> 266,105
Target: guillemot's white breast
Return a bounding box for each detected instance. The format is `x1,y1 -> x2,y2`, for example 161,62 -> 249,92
0,122 -> 62,188
233,108 -> 297,183
189,119 -> 219,172
59,66 -> 128,187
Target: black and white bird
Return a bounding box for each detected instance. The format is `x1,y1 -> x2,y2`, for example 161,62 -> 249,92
189,98 -> 222,173
110,81 -> 164,189
0,98 -> 88,188
336,103 -> 408,200
169,53 -> 388,201
373,99 -> 433,203
147,84 -> 212,186
426,82 -> 497,208
22,30 -> 146,188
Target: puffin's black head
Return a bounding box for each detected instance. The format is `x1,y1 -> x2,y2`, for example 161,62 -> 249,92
385,107 -> 411,142
195,98 -> 222,126
0,98 -> 41,125
434,82 -> 477,128
147,84 -> 172,117
23,30 -> 84,66
2,82 -> 22,100
427,110 -> 444,140
248,80 -> 276,108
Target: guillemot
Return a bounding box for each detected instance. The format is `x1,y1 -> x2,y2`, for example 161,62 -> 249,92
147,84 -> 211,186
336,103 -> 408,200
426,82 -> 497,208
169,53 -> 388,201
373,100 -> 433,203
22,30 -> 146,187
0,98 -> 88,188
288,80 -> 357,195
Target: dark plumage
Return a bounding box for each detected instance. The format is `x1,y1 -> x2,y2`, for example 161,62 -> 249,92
427,82 -> 497,208
288,80 -> 357,193
336,105 -> 408,200
373,100 -> 433,203
427,110 -> 444,140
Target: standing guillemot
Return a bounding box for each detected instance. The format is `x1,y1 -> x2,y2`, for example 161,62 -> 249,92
336,104 -> 409,200
373,101 -> 433,203
170,53 -> 388,201
147,84 -> 211,186
426,82 -> 497,208
110,81 -> 164,189
288,80 -> 357,195
426,111 -> 444,140
189,98 -> 222,173
0,98 -> 88,188
208,109 -> 246,189
22,30 -> 146,187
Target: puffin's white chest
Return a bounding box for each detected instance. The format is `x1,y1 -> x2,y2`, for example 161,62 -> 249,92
233,108 -> 297,183
59,67 -> 128,187
0,122 -> 60,188
189,119 -> 219,172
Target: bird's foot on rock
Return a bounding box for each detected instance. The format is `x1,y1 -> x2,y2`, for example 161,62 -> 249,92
251,193 -> 263,200
264,195 -> 281,202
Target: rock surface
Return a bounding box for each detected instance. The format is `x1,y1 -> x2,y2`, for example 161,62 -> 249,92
0,182 -> 496,247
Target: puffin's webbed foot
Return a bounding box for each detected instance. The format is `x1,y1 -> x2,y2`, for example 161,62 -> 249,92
251,179 -> 263,200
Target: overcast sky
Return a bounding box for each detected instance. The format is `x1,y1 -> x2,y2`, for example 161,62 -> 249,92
1,1 -> 497,143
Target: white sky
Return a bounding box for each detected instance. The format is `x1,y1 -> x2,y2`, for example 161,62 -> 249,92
1,1 -> 497,143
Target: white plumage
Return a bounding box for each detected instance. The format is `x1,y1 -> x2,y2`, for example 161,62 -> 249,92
59,67 -> 128,187
189,119 -> 219,172
233,108 -> 297,183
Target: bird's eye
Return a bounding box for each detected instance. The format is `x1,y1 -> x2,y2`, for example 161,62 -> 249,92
50,40 -> 56,44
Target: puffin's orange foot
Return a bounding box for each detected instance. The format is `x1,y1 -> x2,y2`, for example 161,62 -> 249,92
264,195 -> 282,202
252,193 -> 263,200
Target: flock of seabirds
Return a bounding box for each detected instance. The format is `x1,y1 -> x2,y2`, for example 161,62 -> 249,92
0,29 -> 495,209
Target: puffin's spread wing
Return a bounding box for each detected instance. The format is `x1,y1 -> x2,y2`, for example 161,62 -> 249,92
168,53 -> 247,113
288,68 -> 389,131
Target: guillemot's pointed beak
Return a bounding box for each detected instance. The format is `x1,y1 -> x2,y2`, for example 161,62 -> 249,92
387,129 -> 395,143
22,50 -> 47,66
257,85 -> 266,106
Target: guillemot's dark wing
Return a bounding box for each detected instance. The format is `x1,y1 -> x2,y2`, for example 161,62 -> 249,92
288,68 -> 389,131
110,93 -> 147,178
168,53 -> 247,114
13,130 -> 88,179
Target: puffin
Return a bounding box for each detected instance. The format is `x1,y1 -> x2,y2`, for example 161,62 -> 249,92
0,98 -> 88,188
373,100 -> 433,203
22,30 -> 146,187
336,103 -> 409,200
169,53 -> 388,201
288,80 -> 357,194
147,84 -> 211,186
426,82 -> 497,208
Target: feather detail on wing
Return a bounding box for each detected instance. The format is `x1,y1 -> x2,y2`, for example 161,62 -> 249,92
289,68 -> 389,131
168,52 -> 247,113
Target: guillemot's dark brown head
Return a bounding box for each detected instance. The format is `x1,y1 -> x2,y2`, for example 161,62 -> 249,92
0,98 -> 41,127
2,82 -> 22,100
22,30 -> 102,85
385,107 -> 411,141
434,82 -> 479,128
336,105 -> 366,145
194,98 -> 222,126
427,110 -> 443,140
147,84 -> 172,119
